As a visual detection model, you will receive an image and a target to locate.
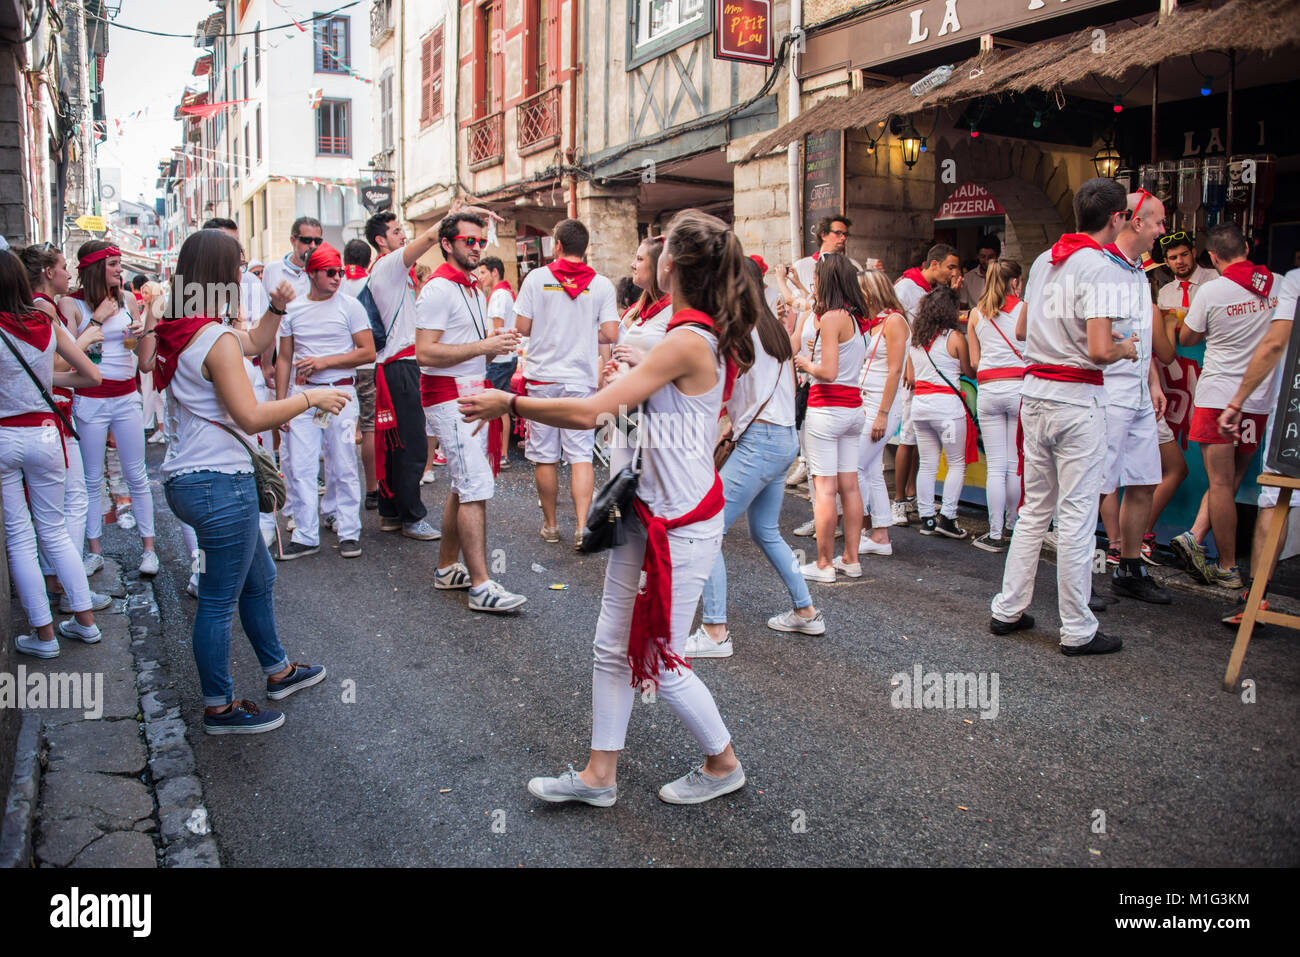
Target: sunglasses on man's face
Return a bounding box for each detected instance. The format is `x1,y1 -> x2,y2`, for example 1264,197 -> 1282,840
456,236 -> 488,249
319,268 -> 343,279
295,235 -> 324,246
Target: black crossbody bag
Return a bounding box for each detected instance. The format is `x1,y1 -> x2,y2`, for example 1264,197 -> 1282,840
580,405 -> 644,554
0,326 -> 80,440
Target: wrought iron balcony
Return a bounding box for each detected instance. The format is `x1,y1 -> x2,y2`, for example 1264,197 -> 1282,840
468,112 -> 504,170
517,86 -> 561,155
370,0 -> 394,47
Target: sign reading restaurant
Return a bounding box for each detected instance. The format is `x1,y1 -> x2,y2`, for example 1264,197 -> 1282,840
800,0 -> 1119,76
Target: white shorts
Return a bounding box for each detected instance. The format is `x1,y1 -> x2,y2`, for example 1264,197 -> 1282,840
1157,415 -> 1174,445
1103,404 -> 1162,494
898,390 -> 917,446
525,382 -> 596,464
804,405 -> 864,476
424,399 -> 494,503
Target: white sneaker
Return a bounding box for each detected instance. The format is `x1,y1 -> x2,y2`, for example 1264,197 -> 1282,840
15,634 -> 59,659
59,591 -> 112,613
685,626 -> 733,659
57,619 -> 101,644
285,516 -> 297,532
83,553 -> 104,576
434,562 -> 472,590
832,556 -> 862,578
138,550 -> 160,576
186,577 -> 198,598
800,561 -> 836,584
147,430 -> 168,445
859,533 -> 893,556
468,579 -> 527,613
786,459 -> 808,486
767,609 -> 826,635
793,519 -> 816,537
117,510 -> 137,531
421,469 -> 436,485
891,502 -> 909,526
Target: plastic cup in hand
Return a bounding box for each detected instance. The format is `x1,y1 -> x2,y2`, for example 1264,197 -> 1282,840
456,376 -> 487,398
122,330 -> 138,350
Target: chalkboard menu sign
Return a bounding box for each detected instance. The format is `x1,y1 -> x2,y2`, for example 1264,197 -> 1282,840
1265,293 -> 1300,477
802,130 -> 844,258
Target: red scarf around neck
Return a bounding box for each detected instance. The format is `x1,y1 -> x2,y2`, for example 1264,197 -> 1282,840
490,280 -> 514,301
433,262 -> 477,288
667,309 -> 737,402
548,258 -> 596,299
901,267 -> 931,293
0,309 -> 53,352
635,294 -> 671,325
344,265 -> 367,281
1221,261 -> 1274,298
1050,233 -> 1103,265
153,317 -> 220,391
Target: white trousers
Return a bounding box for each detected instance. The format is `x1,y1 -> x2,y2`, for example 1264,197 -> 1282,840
992,398 -> 1106,646
73,391 -> 155,540
591,519 -> 731,755
1,427 -> 92,627
39,436 -> 87,575
286,383 -> 361,545
977,388 -> 1021,537
858,400 -> 902,527
914,416 -> 966,520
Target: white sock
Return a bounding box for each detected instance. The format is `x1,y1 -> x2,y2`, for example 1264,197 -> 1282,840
64,619 -> 100,638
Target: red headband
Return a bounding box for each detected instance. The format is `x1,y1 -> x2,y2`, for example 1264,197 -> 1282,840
750,254 -> 769,275
78,247 -> 121,269
306,243 -> 342,272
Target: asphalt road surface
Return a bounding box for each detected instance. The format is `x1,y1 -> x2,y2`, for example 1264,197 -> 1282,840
116,444 -> 1300,867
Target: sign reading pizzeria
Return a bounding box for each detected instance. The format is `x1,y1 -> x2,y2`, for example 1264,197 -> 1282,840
935,182 -> 1006,222
714,0 -> 775,65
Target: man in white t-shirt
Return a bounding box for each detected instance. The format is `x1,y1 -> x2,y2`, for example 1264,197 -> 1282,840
890,243 -> 961,525
1095,192 -> 1171,605
361,209 -> 446,542
1175,223 -> 1280,588
341,239 -> 380,512
990,177 -> 1139,656
514,219 -> 620,547
958,235 -> 1000,310
274,242 -> 374,560
1215,267 -> 1300,625
416,211 -> 526,613
792,213 -> 872,292
476,255 -> 518,469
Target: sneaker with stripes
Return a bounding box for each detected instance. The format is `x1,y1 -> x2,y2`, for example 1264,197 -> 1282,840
468,579 -> 527,613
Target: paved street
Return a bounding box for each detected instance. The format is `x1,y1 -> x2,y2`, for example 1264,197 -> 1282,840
115,445 -> 1300,868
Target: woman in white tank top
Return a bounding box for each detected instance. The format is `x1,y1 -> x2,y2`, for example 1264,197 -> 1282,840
155,230 -> 347,736
967,260 -> 1026,551
461,209 -> 755,808
906,286 -> 975,539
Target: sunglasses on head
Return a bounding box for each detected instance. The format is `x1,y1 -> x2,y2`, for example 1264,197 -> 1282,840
295,235 -> 324,246
1158,230 -> 1192,248
456,236 -> 488,249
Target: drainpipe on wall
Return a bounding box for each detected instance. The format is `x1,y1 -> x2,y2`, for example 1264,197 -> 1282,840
567,0 -> 580,219
787,0 -> 802,261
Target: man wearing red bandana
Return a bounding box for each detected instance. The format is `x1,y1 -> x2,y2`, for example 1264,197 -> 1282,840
513,219 -> 621,547
990,177 -> 1139,656
415,210 -> 527,613
274,242 -> 375,561
1177,223 -> 1280,589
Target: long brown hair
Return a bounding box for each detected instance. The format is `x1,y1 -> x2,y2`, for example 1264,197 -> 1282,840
17,244 -> 61,295
912,285 -> 963,349
975,259 -> 1022,323
74,240 -> 123,309
812,253 -> 869,318
744,256 -> 793,362
166,230 -> 242,321
663,209 -> 757,375
627,236 -> 666,323
0,250 -> 38,316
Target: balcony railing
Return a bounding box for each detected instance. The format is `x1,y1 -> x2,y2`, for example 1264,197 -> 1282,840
318,134 -> 351,156
517,86 -> 561,154
370,0 -> 395,47
468,112 -> 504,170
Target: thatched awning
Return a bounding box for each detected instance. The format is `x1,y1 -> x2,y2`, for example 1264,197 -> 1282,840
744,0 -> 1300,161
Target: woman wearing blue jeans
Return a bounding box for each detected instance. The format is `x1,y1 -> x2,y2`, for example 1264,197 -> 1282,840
156,230 -> 348,735
687,260 -> 823,658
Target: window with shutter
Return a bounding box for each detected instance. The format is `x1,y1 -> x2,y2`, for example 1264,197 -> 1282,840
420,34 -> 432,126
430,26 -> 443,120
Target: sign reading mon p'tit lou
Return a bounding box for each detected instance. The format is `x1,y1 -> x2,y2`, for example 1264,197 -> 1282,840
714,0 -> 775,65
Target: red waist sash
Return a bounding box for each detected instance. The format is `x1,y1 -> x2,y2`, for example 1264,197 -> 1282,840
78,377 -> 137,399
808,383 -> 862,408
1,412 -> 69,464
976,367 -> 1025,384
1024,364 -> 1103,386
912,383 -> 980,466
419,373 -> 459,407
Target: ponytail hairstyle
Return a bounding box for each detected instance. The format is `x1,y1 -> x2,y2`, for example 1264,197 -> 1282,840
662,209 -> 757,375
974,259 -> 1022,324
744,256 -> 793,362
812,253 -> 870,319
628,235 -> 665,323
74,239 -> 124,309
911,285 -> 962,350
17,244 -> 63,295
857,268 -> 905,320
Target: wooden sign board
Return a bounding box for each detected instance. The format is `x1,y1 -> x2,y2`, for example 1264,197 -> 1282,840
1264,293 -> 1300,478
714,0 -> 775,65
802,130 -> 844,258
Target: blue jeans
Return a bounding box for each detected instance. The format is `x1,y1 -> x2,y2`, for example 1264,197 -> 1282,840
164,471 -> 289,707
702,423 -> 811,624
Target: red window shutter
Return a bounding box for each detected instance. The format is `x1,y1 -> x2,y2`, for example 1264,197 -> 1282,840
546,0 -> 560,86
430,27 -> 443,119
420,34 -> 432,125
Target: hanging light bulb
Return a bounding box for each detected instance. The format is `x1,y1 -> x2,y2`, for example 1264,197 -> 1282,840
970,124 -> 979,138
1113,97 -> 1123,114
1032,111 -> 1043,129
1200,75 -> 1213,96
919,138 -> 927,153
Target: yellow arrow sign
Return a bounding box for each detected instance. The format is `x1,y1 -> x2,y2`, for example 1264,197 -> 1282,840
74,215 -> 108,232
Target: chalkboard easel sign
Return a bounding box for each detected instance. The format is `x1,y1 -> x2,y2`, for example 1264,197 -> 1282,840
1264,293 -> 1300,478
802,130 -> 844,258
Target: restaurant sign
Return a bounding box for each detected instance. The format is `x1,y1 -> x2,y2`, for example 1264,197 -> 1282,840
935,183 -> 1006,222
801,0 -> 1118,77
714,0 -> 775,66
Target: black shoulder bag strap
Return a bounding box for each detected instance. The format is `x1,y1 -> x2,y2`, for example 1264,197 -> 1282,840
923,336 -> 979,431
0,326 -> 80,440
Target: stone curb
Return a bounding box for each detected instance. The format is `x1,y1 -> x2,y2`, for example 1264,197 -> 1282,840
0,712 -> 43,868
125,578 -> 220,868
